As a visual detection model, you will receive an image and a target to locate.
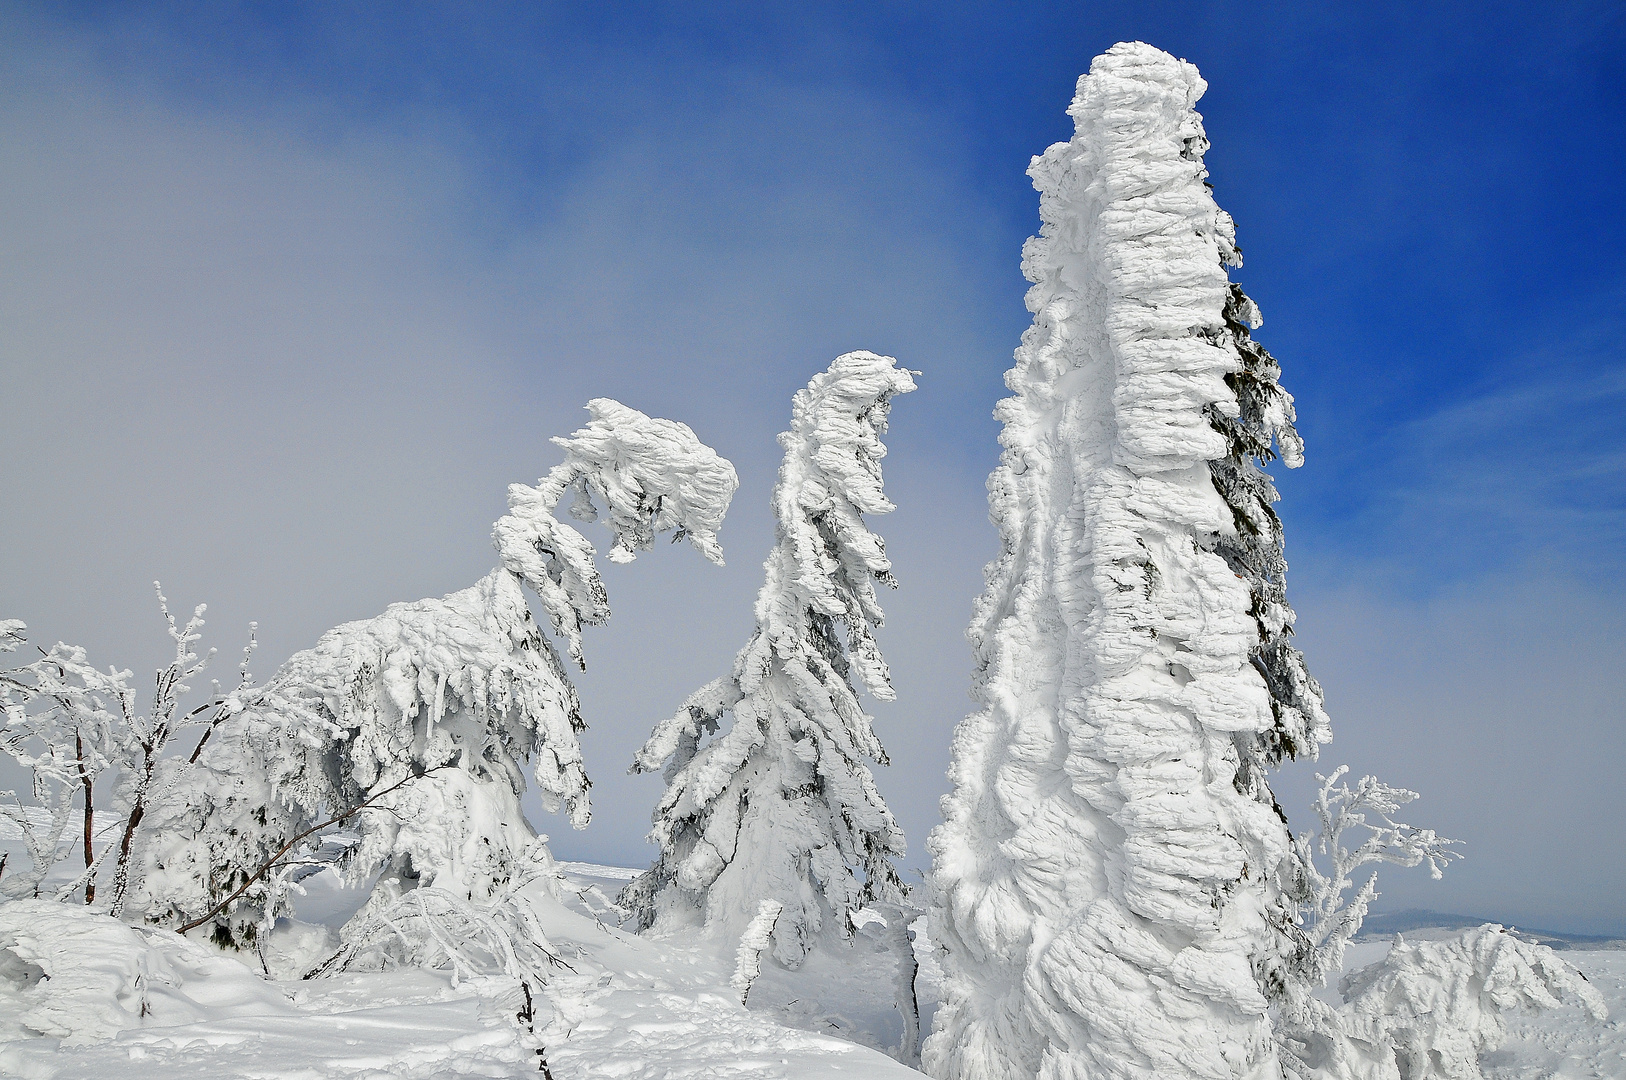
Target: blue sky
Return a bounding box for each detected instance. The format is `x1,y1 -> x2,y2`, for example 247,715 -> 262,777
3,3 -> 1623,933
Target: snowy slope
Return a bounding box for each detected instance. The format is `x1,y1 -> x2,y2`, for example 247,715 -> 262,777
0,852 -> 1618,1077
0,861 -> 924,1079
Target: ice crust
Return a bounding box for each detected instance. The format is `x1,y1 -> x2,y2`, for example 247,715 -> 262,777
925,42 -> 1300,1080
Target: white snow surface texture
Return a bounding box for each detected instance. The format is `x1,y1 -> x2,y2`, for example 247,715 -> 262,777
0,866 -> 930,1080
627,351 -> 917,967
926,43 -> 1309,1080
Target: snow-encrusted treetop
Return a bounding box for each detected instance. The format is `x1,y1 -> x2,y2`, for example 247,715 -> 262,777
927,42 -> 1324,1080
627,351 -> 917,966
495,398 -> 738,670
245,397 -> 738,827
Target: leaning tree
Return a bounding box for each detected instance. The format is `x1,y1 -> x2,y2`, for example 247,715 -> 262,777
134,399 -> 738,948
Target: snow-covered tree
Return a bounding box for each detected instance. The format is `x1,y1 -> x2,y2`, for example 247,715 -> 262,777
925,43 -> 1326,1080
625,351 -> 917,967
135,400 -> 737,947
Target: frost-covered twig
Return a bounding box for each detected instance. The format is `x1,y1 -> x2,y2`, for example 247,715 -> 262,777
106,585 -> 215,915
1287,766 -> 1462,991
1274,767 -> 1470,1079
186,623 -> 257,764
0,788 -> 74,900
574,883 -> 629,934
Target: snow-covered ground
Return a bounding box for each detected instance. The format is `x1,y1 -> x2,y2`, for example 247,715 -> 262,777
1487,950 -> 1624,1079
0,845 -> 1618,1078
0,859 -> 923,1079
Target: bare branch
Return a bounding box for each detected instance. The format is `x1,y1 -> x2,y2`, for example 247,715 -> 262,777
177,765 -> 453,934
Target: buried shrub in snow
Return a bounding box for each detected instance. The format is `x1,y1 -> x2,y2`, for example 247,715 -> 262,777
625,351 -> 916,966
0,898 -> 294,1044
1332,926 -> 1608,1080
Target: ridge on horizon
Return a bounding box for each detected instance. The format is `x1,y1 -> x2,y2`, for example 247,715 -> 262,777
1356,908 -> 1626,949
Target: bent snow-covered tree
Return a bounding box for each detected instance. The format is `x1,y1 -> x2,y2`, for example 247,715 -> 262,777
625,351 -> 916,967
925,43 -> 1329,1080
136,400 -> 737,946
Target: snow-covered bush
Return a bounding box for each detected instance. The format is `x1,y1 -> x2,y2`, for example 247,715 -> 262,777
136,399 -> 736,946
314,834 -> 565,987
1333,926 -> 1608,1080
0,593 -> 262,914
625,351 -> 917,968
925,42 -> 1322,1080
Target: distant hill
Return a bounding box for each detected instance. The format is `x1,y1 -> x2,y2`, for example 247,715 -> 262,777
1356,909 -> 1626,951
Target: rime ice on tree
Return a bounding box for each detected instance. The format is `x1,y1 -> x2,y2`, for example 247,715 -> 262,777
136,400 -> 737,945
925,43 -> 1326,1080
625,352 -> 916,967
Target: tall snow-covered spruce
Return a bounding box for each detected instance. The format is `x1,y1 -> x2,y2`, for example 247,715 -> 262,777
625,351 -> 917,967
925,43 -> 1328,1080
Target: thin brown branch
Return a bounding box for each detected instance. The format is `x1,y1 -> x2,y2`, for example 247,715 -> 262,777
76,730 -> 94,905
177,765 -> 450,935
